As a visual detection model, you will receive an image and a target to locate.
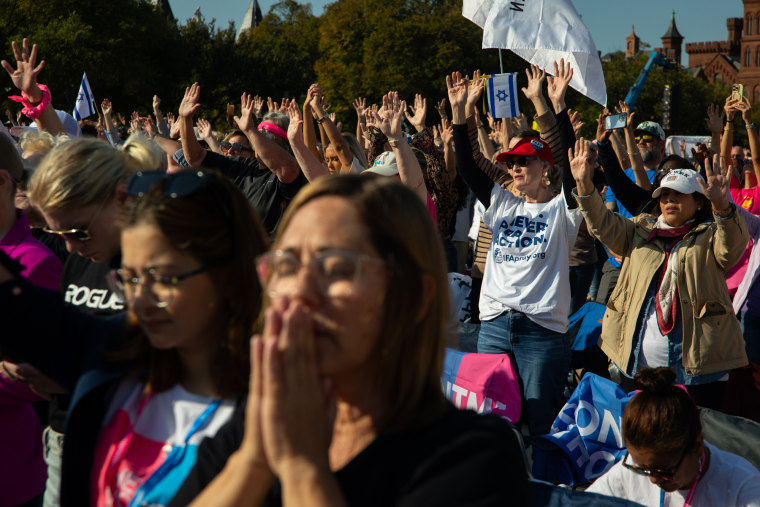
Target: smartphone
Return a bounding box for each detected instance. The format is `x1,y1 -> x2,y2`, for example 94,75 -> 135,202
732,83 -> 744,102
604,113 -> 627,130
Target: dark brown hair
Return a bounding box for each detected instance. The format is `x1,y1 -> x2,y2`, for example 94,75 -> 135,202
274,174 -> 449,433
623,367 -> 701,454
120,170 -> 268,397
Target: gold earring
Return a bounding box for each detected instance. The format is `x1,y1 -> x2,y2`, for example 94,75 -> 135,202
542,170 -> 551,187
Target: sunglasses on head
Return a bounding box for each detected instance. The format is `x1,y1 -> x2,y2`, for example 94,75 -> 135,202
221,141 -> 251,153
504,156 -> 538,170
127,170 -> 213,198
635,135 -> 655,143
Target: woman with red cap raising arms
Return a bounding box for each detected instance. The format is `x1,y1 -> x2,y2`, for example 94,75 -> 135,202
448,70 -> 582,436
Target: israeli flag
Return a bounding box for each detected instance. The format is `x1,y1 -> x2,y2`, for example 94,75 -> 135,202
73,73 -> 96,121
486,73 -> 519,119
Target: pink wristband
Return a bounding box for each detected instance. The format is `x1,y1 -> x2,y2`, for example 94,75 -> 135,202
9,84 -> 52,121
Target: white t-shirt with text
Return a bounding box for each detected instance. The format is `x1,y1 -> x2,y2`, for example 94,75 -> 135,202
480,184 -> 582,333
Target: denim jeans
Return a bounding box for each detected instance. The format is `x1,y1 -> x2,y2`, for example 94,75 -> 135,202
478,310 -> 571,435
569,263 -> 596,315
42,426 -> 64,507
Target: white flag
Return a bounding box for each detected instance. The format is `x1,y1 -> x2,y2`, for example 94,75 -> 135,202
73,73 -> 96,121
463,0 -> 607,106
486,73 -> 519,118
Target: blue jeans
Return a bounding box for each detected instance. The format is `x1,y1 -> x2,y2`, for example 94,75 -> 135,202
478,310 -> 571,435
42,426 -> 63,507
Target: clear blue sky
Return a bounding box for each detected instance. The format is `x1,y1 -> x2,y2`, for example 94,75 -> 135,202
170,0 -> 744,66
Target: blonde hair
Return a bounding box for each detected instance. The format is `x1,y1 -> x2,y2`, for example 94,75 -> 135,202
28,136 -> 153,212
18,130 -> 60,157
122,134 -> 162,173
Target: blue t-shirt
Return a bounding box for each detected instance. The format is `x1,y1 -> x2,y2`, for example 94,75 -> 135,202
604,168 -> 656,268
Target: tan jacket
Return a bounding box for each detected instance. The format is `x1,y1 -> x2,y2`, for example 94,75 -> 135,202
576,190 -> 749,376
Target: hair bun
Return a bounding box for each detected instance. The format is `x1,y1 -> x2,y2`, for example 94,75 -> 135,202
633,367 -> 676,394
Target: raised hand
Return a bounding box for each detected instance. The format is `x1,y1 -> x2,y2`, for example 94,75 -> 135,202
253,95 -> 264,118
234,92 -> 257,132
1,39 -> 45,98
267,97 -> 274,114
738,94 -> 753,123
197,118 -> 212,139
373,91 -> 406,140
678,139 -> 687,157
546,58 -> 574,110
724,95 -> 740,122
466,69 -> 486,111
286,100 -> 303,143
521,64 -> 546,101
308,84 -> 325,114
569,138 -> 594,189
143,116 -> 157,139
439,118 -> 453,146
618,100 -> 636,129
435,98 -> 448,119
569,109 -> 584,136
152,94 -> 161,115
700,154 -> 732,210
596,108 -> 612,143
101,98 -> 113,117
705,103 -> 724,132
514,113 -> 529,131
445,71 -> 468,122
405,93 -> 427,132
353,97 -> 367,117
178,82 -> 201,118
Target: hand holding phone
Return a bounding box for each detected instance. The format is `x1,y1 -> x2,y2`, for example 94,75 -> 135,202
604,113 -> 627,131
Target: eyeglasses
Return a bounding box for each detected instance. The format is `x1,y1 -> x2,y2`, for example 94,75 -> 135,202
635,135 -> 655,144
255,248 -> 385,298
505,157 -> 538,170
42,198 -> 109,242
621,449 -> 688,482
127,170 -> 212,198
221,141 -> 252,154
109,266 -> 211,308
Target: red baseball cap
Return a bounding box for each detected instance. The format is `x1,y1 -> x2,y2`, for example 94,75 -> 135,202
495,137 -> 554,167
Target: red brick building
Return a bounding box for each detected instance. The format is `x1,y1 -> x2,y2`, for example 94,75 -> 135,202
685,0 -> 760,100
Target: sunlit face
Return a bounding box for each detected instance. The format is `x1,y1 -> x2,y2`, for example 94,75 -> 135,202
272,196 -> 387,380
121,223 -> 220,353
659,188 -> 700,227
42,199 -> 122,263
507,156 -> 547,197
224,135 -> 253,159
638,137 -> 664,165
626,443 -> 702,493
324,147 -> 341,174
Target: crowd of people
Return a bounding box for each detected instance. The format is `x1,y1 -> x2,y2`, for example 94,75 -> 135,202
1,36 -> 760,506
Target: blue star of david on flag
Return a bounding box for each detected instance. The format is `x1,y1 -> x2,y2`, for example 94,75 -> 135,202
486,73 -> 519,119
73,73 -> 96,121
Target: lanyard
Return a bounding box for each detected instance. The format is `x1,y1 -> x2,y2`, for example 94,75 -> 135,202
128,398 -> 221,507
659,450 -> 705,507
103,384 -> 221,507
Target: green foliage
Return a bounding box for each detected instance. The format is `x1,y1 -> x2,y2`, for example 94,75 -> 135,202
0,0 -> 737,140
569,52 -> 730,140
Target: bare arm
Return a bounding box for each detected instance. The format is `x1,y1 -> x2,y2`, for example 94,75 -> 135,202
235,93 -> 300,183
1,39 -> 64,136
475,109 -> 495,160
440,119 -> 457,182
374,92 -> 427,203
618,101 -> 649,191
286,100 -> 329,181
177,82 -> 206,167
196,118 -> 222,155
722,95 -> 738,163
309,84 -> 352,169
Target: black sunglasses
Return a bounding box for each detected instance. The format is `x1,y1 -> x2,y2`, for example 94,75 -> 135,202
221,141 -> 252,153
621,449 -> 688,482
127,170 -> 213,198
504,156 -> 538,170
